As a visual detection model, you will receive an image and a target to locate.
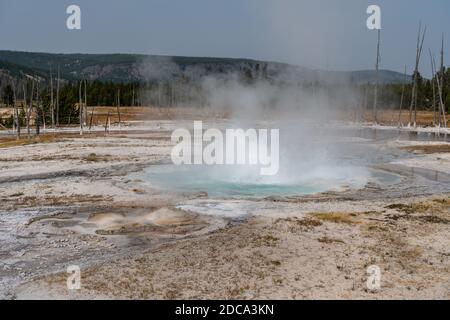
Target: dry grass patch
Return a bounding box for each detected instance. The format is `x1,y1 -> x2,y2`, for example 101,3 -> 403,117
385,199 -> 450,224
432,198 -> 450,206
294,217 -> 323,227
317,236 -> 345,244
385,203 -> 430,214
308,212 -> 358,224
1,194 -> 110,209
386,198 -> 450,215
251,234 -> 280,247
0,139 -> 31,148
401,144 -> 450,154
273,217 -> 323,234
0,134 -> 67,149
275,217 -> 323,227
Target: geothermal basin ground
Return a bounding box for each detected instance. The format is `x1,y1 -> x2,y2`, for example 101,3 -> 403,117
0,119 -> 449,299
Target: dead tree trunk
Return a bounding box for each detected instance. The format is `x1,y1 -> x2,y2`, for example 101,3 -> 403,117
79,80 -> 83,135
409,23 -> 426,128
429,50 -> 437,126
116,88 -> 122,130
439,33 -> 446,128
359,85 -> 367,122
11,83 -> 16,134
35,81 -> 40,136
56,65 -> 60,128
398,65 -> 407,127
89,104 -> 95,131
12,81 -> 20,139
158,83 -> 162,108
50,66 -> 55,129
27,80 -> 34,139
373,29 -> 381,124
431,54 -> 446,128
105,111 -> 111,132
84,80 -> 87,126
363,82 -> 369,122
432,37 -> 447,129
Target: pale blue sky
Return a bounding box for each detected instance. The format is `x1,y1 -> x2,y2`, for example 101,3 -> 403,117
0,0 -> 449,76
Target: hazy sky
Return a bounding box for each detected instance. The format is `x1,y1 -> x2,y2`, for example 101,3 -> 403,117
0,0 -> 449,76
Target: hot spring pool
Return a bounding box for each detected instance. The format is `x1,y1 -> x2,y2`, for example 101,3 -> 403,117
130,164 -> 401,198
129,128 -> 422,198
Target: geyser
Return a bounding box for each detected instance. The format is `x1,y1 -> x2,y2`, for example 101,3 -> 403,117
137,56 -> 400,198
171,121 -> 280,175
134,125 -> 402,198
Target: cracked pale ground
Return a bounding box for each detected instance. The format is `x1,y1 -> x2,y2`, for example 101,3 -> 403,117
0,122 -> 449,299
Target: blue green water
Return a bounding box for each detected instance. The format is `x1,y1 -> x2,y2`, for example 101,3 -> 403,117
131,164 -> 400,198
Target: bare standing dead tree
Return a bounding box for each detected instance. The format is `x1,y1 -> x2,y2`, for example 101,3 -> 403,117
26,79 -> 35,139
431,38 -> 447,129
362,82 -> 369,122
56,65 -> 60,128
431,54 -> 446,128
439,33 -> 446,128
84,80 -> 87,126
409,23 -> 426,128
79,80 -> 83,135
357,85 -> 366,122
11,81 -> 20,139
373,29 -> 381,124
116,88 -> 122,130
50,65 -> 55,129
105,111 -> 111,132
158,82 -> 162,108
429,50 -> 437,126
22,83 -> 26,134
35,80 -> 41,136
398,65 -> 407,127
89,104 -> 95,131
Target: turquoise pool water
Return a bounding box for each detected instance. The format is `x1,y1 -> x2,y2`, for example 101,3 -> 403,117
131,164 -> 400,198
